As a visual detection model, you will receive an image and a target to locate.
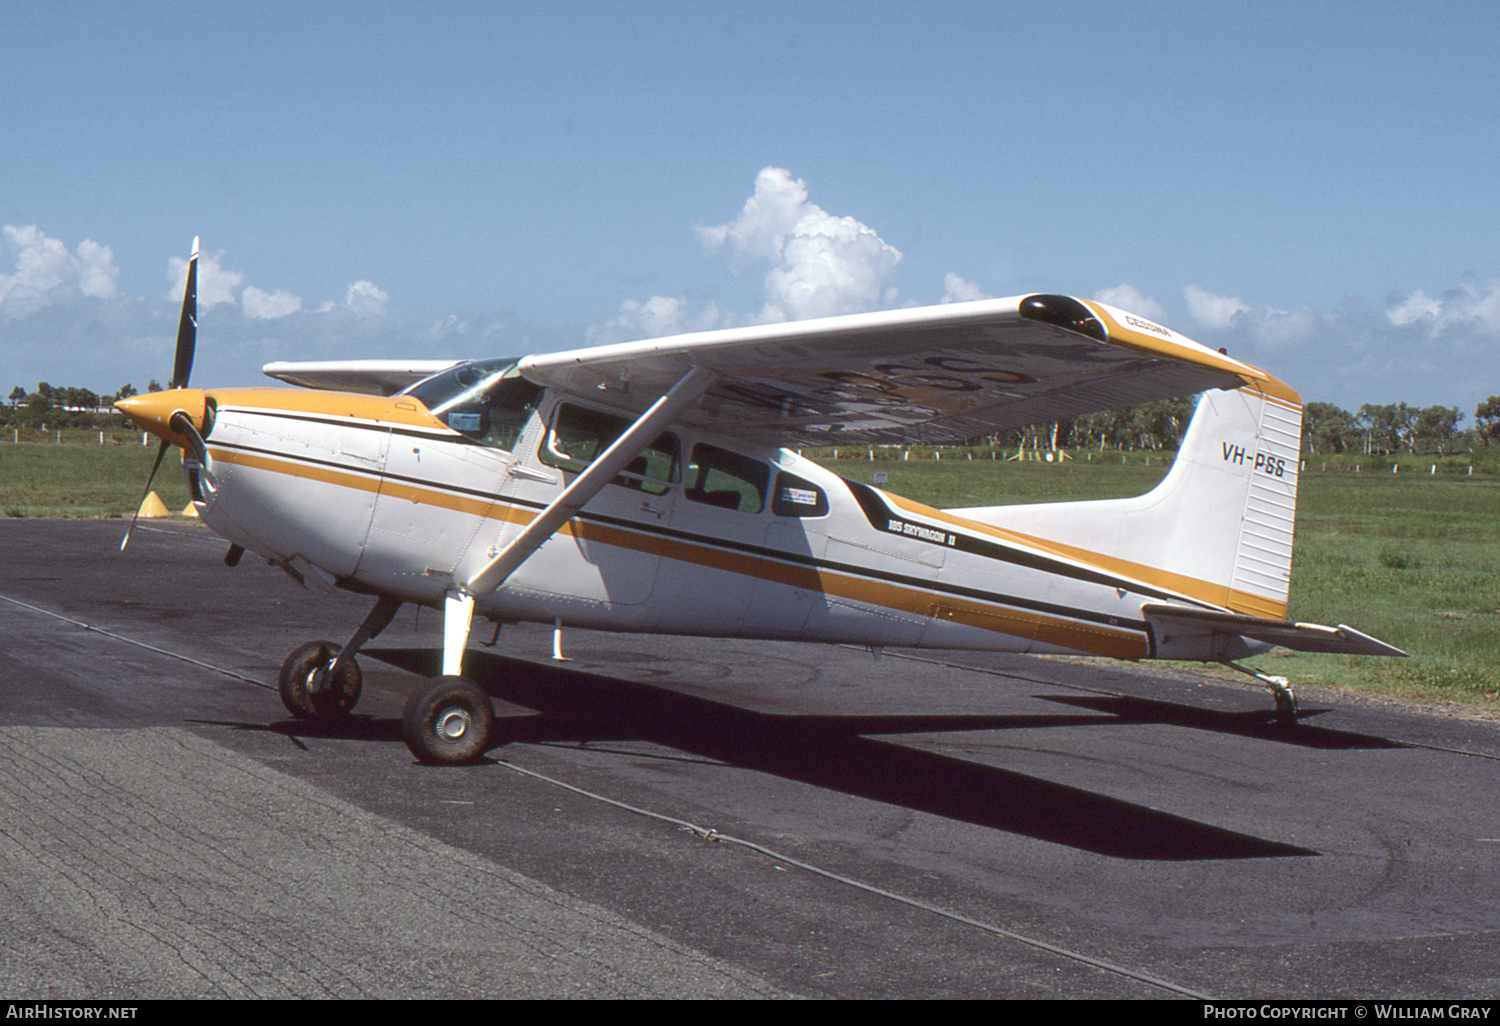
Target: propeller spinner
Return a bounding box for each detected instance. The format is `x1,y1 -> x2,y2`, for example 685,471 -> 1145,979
116,237 -> 208,550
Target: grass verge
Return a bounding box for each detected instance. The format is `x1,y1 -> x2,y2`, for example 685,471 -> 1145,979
0,432 -> 191,518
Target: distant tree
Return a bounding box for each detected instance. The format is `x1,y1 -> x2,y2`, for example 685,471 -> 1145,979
63,387 -> 99,411
7,386 -> 24,407
22,391 -> 54,426
115,383 -> 138,403
147,379 -> 163,393
1477,396 -> 1500,446
1358,402 -> 1418,454
1130,398 -> 1195,450
1413,405 -> 1463,454
1303,402 -> 1359,454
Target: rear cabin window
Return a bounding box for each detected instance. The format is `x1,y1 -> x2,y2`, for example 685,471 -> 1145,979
539,403 -> 678,496
685,443 -> 769,513
771,471 -> 829,518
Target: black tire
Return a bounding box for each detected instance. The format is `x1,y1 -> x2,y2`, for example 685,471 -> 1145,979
1273,688 -> 1299,726
403,676 -> 494,765
279,641 -> 362,720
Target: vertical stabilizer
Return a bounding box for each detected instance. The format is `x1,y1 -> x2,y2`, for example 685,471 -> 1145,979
948,384 -> 1304,618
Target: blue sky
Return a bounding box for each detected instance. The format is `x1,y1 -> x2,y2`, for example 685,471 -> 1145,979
4,1 -> 1499,415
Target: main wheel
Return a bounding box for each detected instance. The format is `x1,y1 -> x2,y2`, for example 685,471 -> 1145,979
279,641 -> 363,720
403,676 -> 494,765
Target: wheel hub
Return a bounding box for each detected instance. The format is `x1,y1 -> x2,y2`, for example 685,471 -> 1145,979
436,707 -> 471,740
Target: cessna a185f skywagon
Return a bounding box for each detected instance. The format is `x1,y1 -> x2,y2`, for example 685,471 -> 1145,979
118,240 -> 1403,764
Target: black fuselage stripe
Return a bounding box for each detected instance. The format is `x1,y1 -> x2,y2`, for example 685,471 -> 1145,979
210,432 -> 1151,634
840,479 -> 1194,604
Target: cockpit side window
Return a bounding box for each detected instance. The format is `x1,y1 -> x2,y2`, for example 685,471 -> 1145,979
539,402 -> 679,496
685,443 -> 769,513
403,360 -> 542,452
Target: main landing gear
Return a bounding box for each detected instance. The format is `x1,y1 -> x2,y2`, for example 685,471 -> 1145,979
401,676 -> 495,766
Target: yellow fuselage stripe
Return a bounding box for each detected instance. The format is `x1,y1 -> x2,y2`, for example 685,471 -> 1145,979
879,491 -> 1287,619
212,446 -> 1150,659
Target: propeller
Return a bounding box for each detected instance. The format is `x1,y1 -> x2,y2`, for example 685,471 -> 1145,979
171,236 -> 198,390
119,237 -> 200,551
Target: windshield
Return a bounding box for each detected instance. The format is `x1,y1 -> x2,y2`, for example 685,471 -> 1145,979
402,359 -> 542,451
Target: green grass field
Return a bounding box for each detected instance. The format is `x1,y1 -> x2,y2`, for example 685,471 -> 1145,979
0,430 -> 191,517
5,431 -> 1499,705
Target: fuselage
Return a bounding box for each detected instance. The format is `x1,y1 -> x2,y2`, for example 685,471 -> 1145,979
152,382 -> 1231,662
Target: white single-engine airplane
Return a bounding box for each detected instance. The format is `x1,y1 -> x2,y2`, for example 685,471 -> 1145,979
118,240 -> 1403,765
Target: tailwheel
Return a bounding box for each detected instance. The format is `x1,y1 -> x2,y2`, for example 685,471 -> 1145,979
403,676 -> 494,766
1272,680 -> 1299,726
279,640 -> 362,720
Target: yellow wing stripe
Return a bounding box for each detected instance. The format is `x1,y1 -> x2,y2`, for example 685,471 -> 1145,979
1083,301 -> 1304,408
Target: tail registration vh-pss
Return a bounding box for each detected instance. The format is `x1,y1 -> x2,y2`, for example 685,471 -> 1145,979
117,240 -> 1403,765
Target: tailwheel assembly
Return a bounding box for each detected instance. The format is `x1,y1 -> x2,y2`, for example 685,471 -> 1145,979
279,640 -> 363,720
1224,660 -> 1298,726
403,676 -> 495,765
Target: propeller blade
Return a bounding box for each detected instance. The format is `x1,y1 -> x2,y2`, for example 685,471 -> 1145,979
120,438 -> 172,551
170,236 -> 199,390
120,237 -> 201,553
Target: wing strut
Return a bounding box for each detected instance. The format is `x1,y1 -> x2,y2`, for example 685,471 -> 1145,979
438,365 -> 720,677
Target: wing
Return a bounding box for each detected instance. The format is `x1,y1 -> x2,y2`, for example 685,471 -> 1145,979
516,295 -> 1294,446
262,359 -> 460,396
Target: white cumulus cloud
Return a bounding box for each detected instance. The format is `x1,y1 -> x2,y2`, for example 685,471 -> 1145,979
242,286 -> 303,320
0,225 -> 120,316
590,167 -> 904,344
1169,284 -> 1317,353
1386,289 -> 1443,327
344,280 -> 390,319
941,273 -> 990,304
1386,280 -> 1500,336
698,166 -> 903,323
588,295 -> 724,345
1093,284 -> 1167,323
1183,283 -> 1251,329
167,249 -> 242,310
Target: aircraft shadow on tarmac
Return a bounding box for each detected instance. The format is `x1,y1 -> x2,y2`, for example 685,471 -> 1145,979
278,646 -> 1344,862
1038,694 -> 1405,751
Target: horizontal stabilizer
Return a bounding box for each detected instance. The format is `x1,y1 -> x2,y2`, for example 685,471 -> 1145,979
1143,603 -> 1407,658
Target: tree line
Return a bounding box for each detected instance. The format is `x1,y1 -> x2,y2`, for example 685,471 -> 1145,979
4,382 -> 146,429
1304,400 -> 1500,456
928,396 -> 1500,457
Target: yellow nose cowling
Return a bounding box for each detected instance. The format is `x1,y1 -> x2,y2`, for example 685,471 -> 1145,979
115,389 -> 208,449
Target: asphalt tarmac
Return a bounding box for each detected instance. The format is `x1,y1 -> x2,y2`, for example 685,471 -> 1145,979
3,518 -> 1500,999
